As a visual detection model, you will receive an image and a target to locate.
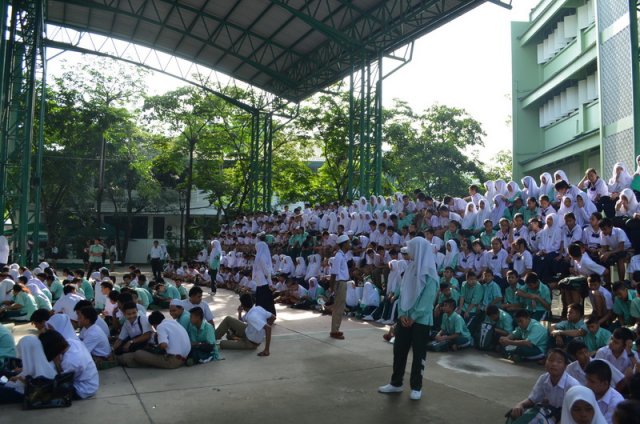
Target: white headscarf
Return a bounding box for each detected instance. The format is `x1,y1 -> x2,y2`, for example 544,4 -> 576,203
399,237 -> 438,311
557,195 -> 574,221
0,278 -> 15,303
609,162 -> 633,188
46,313 -> 79,342
506,181 -> 521,199
361,281 -> 380,307
490,194 -> 507,226
304,254 -> 321,280
484,180 -> 496,203
521,175 -> 540,201
294,257 -> 307,278
494,179 -> 508,196
539,172 -> 554,197
10,336 -> 57,394
554,169 -> 569,184
327,211 -> 338,234
349,212 -> 360,234
443,240 -> 459,269
345,281 -> 359,307
575,192 -> 597,227
308,277 -> 320,299
560,385 -> 606,424
280,255 -> 295,274
210,240 -> 222,258
253,241 -> 273,281
475,196 -> 492,229
387,259 -> 407,295
461,202 -> 477,230
617,188 -> 639,216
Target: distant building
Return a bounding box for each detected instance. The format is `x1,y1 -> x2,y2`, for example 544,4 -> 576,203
511,0 -> 639,183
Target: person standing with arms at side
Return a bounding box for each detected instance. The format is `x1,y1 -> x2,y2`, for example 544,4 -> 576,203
330,234 -> 351,340
378,236 -> 439,401
149,240 -> 163,281
89,238 -> 104,274
208,239 -> 222,295
253,239 -> 276,316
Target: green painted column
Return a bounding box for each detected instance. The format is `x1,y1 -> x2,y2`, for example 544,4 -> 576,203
630,0 -> 640,158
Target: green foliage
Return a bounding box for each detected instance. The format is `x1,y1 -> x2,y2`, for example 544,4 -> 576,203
482,149 -> 513,182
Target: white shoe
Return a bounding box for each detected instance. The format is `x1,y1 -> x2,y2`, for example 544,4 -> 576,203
378,384 -> 403,394
410,390 -> 422,400
362,315 -> 374,321
389,337 -> 395,344
383,320 -> 395,325
375,318 -> 385,323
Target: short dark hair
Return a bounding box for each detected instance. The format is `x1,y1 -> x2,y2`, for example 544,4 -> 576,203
63,285 -> 75,295
598,218 -> 613,229
442,298 -> 456,308
30,308 -> 51,324
486,305 -> 499,316
568,303 -> 584,317
239,293 -> 254,309
524,272 -> 539,286
189,286 -> 203,297
514,309 -> 530,319
547,348 -> 570,365
39,330 -> 69,361
585,359 -> 612,384
149,310 -> 165,326
566,339 -> 588,357
613,327 -> 635,342
189,306 -> 204,320
612,281 -> 627,293
77,306 -> 98,324
74,300 -> 92,311
122,301 -> 138,312
568,243 -> 582,258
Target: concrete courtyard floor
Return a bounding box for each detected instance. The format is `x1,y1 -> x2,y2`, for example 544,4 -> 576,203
2,286 -> 544,424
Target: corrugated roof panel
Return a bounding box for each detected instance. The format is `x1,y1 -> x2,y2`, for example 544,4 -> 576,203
132,21 -> 162,44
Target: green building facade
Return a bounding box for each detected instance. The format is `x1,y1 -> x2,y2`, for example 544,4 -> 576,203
511,0 -> 639,183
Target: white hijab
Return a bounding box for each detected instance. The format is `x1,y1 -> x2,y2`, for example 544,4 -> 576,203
304,254 -> 321,280
560,385 -> 606,424
494,179 -> 508,196
294,257 -> 307,278
10,336 -> 57,394
210,240 -> 222,258
399,237 -> 438,311
617,188 -> 639,215
461,202 -> 477,230
609,162 -> 633,187
361,281 -> 380,307
484,180 -> 496,203
554,169 -> 569,184
443,240 -> 459,269
490,194 -> 507,226
557,195 -> 574,221
521,175 -> 539,200
506,181 -> 521,199
575,192 -> 597,226
539,172 -> 554,197
387,259 -> 407,295
475,196 -> 492,229
253,241 -> 273,280
308,277 -> 320,298
46,313 -> 79,342
0,278 -> 15,303
345,281 -> 359,307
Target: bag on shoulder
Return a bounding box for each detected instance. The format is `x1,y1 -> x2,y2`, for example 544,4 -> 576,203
474,322 -> 496,351
23,371 -> 74,410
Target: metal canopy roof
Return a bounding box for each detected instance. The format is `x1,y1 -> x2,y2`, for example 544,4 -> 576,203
46,0 -> 488,102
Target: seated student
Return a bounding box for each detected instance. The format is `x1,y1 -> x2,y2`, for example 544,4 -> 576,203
503,270 -> 524,313
76,306 -> 112,366
24,276 -> 53,312
182,286 -> 215,327
595,327 -> 639,389
103,290 -> 120,329
458,271 -> 484,323
507,349 -> 579,422
0,282 -> 38,322
169,299 -> 191,330
560,386 -> 607,424
479,269 -> 503,311
433,282 -> 461,329
613,400 -> 640,424
29,308 -> 51,334
499,309 -> 548,361
598,218 -> 632,283
214,293 -> 275,357
549,303 -> 587,348
566,340 -> 624,389
121,311 -> 190,369
45,274 -> 64,303
612,282 -> 640,326
563,242 -> 607,309
516,272 -> 552,321
174,278 -> 188,300
39,329 -> 99,399
291,277 -> 326,310
584,316 -> 613,356
433,298 -> 471,351
585,359 -> 625,423
360,281 -> 380,320
133,286 -> 152,309
0,335 -> 57,404
73,269 -> 94,302
0,323 -> 16,367
113,301 -> 153,364
588,274 -> 614,327
152,281 -> 180,308
187,307 -> 218,364
440,266 -> 460,291
53,284 -> 84,321
483,304 -> 514,340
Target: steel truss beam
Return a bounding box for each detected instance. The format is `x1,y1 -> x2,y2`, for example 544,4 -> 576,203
0,0 -> 46,265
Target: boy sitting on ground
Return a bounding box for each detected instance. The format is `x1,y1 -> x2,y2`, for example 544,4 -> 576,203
549,303 -> 587,349
433,298 -> 472,351
499,309 -> 548,362
187,306 -> 218,364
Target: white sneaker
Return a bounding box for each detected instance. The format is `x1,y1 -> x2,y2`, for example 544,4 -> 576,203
362,315 -> 374,321
375,318 -> 385,323
383,320 -> 395,325
410,390 -> 422,400
389,337 -> 395,344
378,384 -> 403,394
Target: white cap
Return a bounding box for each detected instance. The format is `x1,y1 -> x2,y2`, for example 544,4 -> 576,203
169,299 -> 184,307
336,234 -> 350,245
400,246 -> 409,254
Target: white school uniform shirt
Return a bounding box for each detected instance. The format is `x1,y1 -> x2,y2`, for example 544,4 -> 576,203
118,314 -> 153,341
527,371 -> 580,408
573,254 -> 606,277
597,387 -> 624,424
588,286 -> 614,311
95,316 -> 110,338
600,228 -> 632,250
331,250 -> 350,281
561,224 -> 583,255
566,358 -> 624,387
585,178 -> 609,202
80,323 -> 112,358
496,230 -> 511,250
149,246 -> 163,259
473,252 -> 487,274
513,250 -> 533,277
156,319 -> 191,357
483,249 -> 508,276
527,230 -> 540,253
103,299 -> 117,317
115,303 -> 147,321
244,305 -> 273,344
61,339 -> 99,399
512,225 -> 528,241
387,232 -> 401,246
582,226 -> 602,250
53,293 -> 84,321
428,236 -> 443,251
595,346 -> 639,374
181,300 -> 214,322
628,254 -> 640,277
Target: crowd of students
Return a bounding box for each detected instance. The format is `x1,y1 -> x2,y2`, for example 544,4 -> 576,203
1,158 -> 640,421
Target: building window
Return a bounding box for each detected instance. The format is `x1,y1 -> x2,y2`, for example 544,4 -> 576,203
153,217 -> 165,240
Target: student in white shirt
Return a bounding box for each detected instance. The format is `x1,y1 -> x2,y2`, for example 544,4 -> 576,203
598,218 -> 632,283
124,311 -> 191,369
585,359 -> 625,424
595,327 -> 639,390
77,306 -> 112,361
181,286 -> 214,326
566,340 -> 624,389
113,302 -> 153,365
39,329 -> 99,399
214,293 -> 275,357
53,285 -> 84,321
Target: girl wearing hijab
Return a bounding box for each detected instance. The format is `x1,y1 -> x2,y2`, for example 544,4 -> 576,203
46,313 -> 80,342
376,259 -> 407,325
442,240 -> 459,273
360,281 -> 381,319
484,180 -> 497,203
539,172 -> 555,198
521,175 -> 540,201
506,181 -> 522,204
533,213 -> 562,283
460,202 -> 477,235
208,239 -> 222,294
474,197 -> 492,233
557,195 -> 575,223
253,241 -> 276,315
304,254 -> 321,281
0,335 -> 57,403
608,162 -> 633,197
561,385 -> 607,424
615,188 -> 640,217
490,194 -> 509,226
575,192 -> 597,228
293,257 -> 307,281
495,179 -> 508,196
26,279 -> 53,311
378,237 -> 439,401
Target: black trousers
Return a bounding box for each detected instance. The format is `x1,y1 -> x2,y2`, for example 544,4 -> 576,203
151,258 -> 162,280
391,322 -> 430,391
209,268 -> 218,293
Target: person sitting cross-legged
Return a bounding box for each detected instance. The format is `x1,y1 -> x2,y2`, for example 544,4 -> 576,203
499,309 -> 548,362
432,298 -> 471,351
187,306 -> 219,364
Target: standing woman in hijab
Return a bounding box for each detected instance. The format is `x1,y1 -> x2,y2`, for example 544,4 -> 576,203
208,239 -> 222,294
378,237 -> 439,401
253,240 -> 276,315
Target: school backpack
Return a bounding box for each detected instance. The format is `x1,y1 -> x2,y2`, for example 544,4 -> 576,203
474,322 -> 496,351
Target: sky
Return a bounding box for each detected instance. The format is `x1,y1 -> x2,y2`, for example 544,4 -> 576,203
46,0 -> 541,163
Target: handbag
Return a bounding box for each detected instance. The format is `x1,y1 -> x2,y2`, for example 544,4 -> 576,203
23,371 -> 74,410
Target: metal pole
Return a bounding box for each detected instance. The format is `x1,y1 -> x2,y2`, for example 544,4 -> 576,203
630,0 -> 640,158
32,42 -> 45,265
347,68 -> 354,199
359,61 -> 366,197
374,54 -> 383,195
365,62 -> 372,196
266,114 -> 273,212
0,0 -> 10,231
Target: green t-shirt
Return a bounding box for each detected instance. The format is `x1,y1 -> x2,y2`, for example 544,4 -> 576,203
441,311 -> 471,339
613,290 -> 640,324
480,230 -> 496,249
177,285 -> 188,300
437,290 -> 460,305
13,291 -> 37,320
460,281 -> 484,313
49,279 -> 64,301
177,310 -> 191,331
504,284 -> 524,306
89,244 -> 104,263
512,319 -> 548,352
481,281 -> 502,309
583,327 -> 612,353
554,319 -> 587,333
485,308 -> 513,332
440,276 -> 460,291
0,324 -> 16,360
80,279 -> 94,301
187,321 -> 216,344
522,283 -> 551,312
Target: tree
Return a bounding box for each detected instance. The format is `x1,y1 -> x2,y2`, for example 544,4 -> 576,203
384,103 -> 487,198
483,149 -> 513,182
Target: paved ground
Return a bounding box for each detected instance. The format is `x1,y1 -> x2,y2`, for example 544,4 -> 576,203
1,282 -> 546,424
